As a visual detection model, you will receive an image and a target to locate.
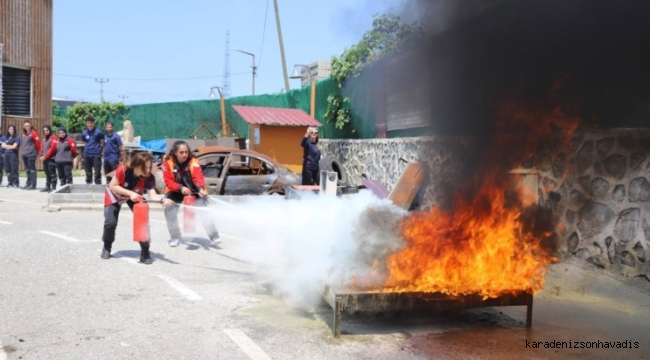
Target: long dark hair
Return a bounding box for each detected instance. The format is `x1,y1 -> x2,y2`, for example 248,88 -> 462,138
23,120 -> 33,134
7,125 -> 17,139
164,140 -> 195,163
43,124 -> 54,140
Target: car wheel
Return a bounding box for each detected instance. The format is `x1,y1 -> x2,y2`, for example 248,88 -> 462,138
320,156 -> 348,187
266,190 -> 285,196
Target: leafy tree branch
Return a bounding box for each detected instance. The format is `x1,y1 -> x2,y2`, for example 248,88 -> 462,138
326,14 -> 424,131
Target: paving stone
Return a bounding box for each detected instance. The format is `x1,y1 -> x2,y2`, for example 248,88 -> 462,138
590,178 -> 609,198
629,177 -> 650,202
577,201 -> 614,238
597,137 -> 615,158
603,154 -> 627,179
612,185 -> 625,202
613,208 -> 640,243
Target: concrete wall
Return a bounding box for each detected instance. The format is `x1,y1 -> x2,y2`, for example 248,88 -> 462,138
322,129 -> 650,281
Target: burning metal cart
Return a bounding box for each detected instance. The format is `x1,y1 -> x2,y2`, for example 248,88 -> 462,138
323,285 -> 533,338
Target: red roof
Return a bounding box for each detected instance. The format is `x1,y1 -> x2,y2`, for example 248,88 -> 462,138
232,105 -> 322,127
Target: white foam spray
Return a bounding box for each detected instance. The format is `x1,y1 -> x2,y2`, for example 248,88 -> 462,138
201,190 -> 408,307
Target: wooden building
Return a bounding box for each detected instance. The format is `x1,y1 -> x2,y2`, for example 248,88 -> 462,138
233,105 -> 322,173
1,0 -> 53,170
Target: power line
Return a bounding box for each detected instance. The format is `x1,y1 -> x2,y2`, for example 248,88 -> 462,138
258,0 -> 270,69
54,72 -> 249,81
95,78 -> 109,102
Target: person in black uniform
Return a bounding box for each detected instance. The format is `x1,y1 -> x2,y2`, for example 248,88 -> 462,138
300,126 -> 321,185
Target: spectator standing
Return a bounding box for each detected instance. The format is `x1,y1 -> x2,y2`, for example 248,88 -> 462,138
101,152 -> 171,264
103,121 -> 124,184
40,124 -> 59,192
0,129 -> 5,186
162,141 -> 221,248
300,126 -> 321,186
82,116 -> 105,185
2,125 -> 20,188
21,121 -> 41,190
55,126 -> 77,186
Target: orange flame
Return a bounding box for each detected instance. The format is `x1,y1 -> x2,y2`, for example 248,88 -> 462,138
383,180 -> 554,299
369,87 -> 580,299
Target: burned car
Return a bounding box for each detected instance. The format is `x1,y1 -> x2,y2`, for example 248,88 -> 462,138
154,146 -> 301,195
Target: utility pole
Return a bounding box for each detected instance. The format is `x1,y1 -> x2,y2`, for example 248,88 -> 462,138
95,78 -> 109,102
273,0 -> 290,92
232,49 -> 256,95
222,30 -> 231,99
118,95 -> 129,104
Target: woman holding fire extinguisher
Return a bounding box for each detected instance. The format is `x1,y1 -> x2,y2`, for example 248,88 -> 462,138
162,140 -> 221,248
101,152 -> 172,264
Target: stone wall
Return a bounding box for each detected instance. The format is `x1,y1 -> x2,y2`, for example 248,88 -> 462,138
322,129 -> 650,281
319,137 -> 477,209
526,129 -> 650,280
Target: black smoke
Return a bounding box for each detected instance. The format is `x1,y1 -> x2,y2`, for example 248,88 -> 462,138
389,0 -> 650,136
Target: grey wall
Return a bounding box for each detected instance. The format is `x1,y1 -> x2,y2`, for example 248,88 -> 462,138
322,130 -> 650,281
528,129 -> 650,280
320,137 -> 477,209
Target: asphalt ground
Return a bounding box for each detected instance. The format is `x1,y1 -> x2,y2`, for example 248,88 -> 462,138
1,177 -> 649,359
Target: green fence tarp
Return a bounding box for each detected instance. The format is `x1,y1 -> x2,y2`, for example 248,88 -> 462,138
121,77 -> 376,142
52,76 -> 381,141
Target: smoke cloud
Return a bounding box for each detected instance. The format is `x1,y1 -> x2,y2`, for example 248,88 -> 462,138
396,0 -> 505,34
202,191 -> 407,307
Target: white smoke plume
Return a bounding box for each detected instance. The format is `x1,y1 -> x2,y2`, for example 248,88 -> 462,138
203,190 -> 407,307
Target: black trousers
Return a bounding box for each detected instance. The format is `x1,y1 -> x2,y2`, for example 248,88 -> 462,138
104,160 -> 119,184
43,159 -> 57,188
84,155 -> 102,184
164,193 -> 219,240
0,154 -> 4,184
56,162 -> 73,185
102,202 -> 150,256
22,156 -> 36,188
4,152 -> 19,187
301,167 -> 320,186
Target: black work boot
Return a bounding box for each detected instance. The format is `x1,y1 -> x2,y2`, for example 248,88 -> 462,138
101,248 -> 111,259
40,185 -> 51,192
139,242 -> 153,265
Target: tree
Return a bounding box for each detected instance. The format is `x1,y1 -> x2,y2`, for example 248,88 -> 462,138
330,14 -> 424,88
64,102 -> 129,133
51,102 -> 67,128
325,14 -> 424,130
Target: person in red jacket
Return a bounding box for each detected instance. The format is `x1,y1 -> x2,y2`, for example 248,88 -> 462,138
39,124 -> 59,192
162,140 -> 220,248
101,152 -> 172,264
21,121 -> 41,190
55,126 -> 78,186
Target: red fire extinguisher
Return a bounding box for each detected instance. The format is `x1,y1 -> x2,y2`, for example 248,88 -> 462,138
183,195 -> 196,233
133,201 -> 150,242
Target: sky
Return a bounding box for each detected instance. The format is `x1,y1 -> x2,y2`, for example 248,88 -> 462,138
53,0 -> 407,105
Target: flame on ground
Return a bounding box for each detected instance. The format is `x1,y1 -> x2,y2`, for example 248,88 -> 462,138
366,86 -> 580,299
383,178 -> 554,299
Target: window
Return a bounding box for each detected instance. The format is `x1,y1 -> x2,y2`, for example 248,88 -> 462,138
198,154 -> 228,178
227,155 -> 275,176
1,66 -> 31,117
